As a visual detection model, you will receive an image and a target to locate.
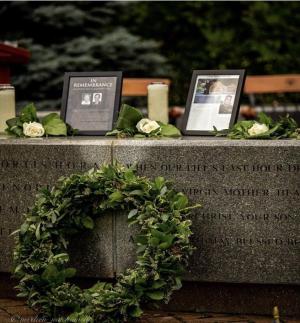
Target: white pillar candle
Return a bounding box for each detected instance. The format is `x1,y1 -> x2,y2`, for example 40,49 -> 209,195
0,85 -> 15,133
147,82 -> 169,124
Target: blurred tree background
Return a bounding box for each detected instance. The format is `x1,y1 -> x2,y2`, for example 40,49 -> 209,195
0,1 -> 300,110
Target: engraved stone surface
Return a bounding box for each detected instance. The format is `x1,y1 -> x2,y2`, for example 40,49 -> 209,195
0,137 -> 299,285
113,138 -> 300,284
0,137 -> 113,277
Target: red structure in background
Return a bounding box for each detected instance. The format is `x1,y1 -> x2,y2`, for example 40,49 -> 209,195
0,43 -> 30,83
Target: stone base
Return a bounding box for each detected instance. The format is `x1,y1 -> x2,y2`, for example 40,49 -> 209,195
1,273 -> 299,316
1,298 -> 299,323
165,281 -> 300,316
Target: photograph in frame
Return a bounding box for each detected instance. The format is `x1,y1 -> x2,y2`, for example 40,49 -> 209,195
182,70 -> 246,135
61,71 -> 122,135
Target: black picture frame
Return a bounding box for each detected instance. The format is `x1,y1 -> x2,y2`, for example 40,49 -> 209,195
181,69 -> 246,136
61,71 -> 123,135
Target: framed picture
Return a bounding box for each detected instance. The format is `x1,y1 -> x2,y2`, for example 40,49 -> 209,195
61,71 -> 122,135
181,70 -> 246,135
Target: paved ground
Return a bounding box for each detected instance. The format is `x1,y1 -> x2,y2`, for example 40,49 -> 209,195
1,299 -> 300,323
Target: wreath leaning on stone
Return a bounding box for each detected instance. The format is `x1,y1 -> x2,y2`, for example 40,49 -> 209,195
12,163 -> 200,322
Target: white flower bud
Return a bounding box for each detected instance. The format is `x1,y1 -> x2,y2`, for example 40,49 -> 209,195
23,122 -> 45,137
136,118 -> 160,134
248,122 -> 269,136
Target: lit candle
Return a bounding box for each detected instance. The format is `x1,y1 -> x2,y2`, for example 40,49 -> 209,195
147,82 -> 169,124
0,85 -> 15,133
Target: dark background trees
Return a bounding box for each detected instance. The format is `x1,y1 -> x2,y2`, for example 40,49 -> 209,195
1,1 -> 299,110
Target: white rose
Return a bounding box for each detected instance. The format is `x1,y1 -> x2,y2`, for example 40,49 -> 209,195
136,118 -> 160,134
248,122 -> 269,136
23,122 -> 45,137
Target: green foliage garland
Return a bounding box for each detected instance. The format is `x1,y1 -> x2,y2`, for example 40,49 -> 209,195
13,163 -> 200,322
213,112 -> 299,139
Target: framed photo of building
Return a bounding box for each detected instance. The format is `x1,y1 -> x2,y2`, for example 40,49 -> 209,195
181,70 -> 246,135
61,71 -> 122,135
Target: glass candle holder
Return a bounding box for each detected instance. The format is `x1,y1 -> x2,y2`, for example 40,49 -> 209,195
0,84 -> 15,133
147,82 -> 169,124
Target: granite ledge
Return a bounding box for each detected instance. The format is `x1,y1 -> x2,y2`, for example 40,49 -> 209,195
0,135 -> 113,146
0,135 -> 299,147
112,137 -> 300,147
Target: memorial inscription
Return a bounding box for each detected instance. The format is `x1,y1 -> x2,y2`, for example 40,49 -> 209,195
114,140 -> 300,284
0,139 -> 113,277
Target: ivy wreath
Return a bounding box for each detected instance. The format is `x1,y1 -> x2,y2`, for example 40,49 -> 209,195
13,163 -> 200,322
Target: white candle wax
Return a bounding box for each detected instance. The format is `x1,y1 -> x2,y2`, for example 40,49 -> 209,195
0,85 -> 15,133
147,83 -> 169,124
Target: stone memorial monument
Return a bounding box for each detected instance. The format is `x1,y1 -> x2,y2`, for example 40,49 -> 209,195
0,137 -> 299,314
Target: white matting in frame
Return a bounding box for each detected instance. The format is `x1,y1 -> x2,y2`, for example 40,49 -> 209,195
182,70 -> 246,136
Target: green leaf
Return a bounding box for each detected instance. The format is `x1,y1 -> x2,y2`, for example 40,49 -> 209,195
67,313 -> 79,322
64,267 -> 76,278
82,216 -> 94,229
53,253 -> 69,262
159,235 -> 174,250
41,113 -> 58,125
124,168 -> 135,181
128,209 -> 138,219
146,290 -> 165,300
41,264 -> 59,281
154,177 -> 165,190
9,229 -> 20,236
151,229 -> 165,240
5,117 -> 24,137
106,129 -> 122,136
129,306 -> 143,317
135,234 -> 148,245
211,126 -> 228,137
51,212 -> 57,224
17,292 -> 29,298
151,280 -> 166,289
134,133 -> 146,138
129,189 -> 144,196
35,223 -> 41,240
115,104 -> 143,130
69,313 -> 93,322
109,190 -> 123,203
174,276 -> 182,289
161,213 -> 169,222
149,237 -> 160,246
160,123 -> 181,137
258,112 -> 273,126
160,186 -> 167,195
19,103 -> 38,123
42,113 -> 67,136
20,223 -> 29,235
14,264 -> 23,275
6,117 -> 22,128
136,245 -> 147,253
172,193 -> 189,210
6,126 -> 24,137
102,164 -> 117,180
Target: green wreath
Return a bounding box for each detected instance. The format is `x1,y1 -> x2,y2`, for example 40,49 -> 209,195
13,163 -> 200,322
